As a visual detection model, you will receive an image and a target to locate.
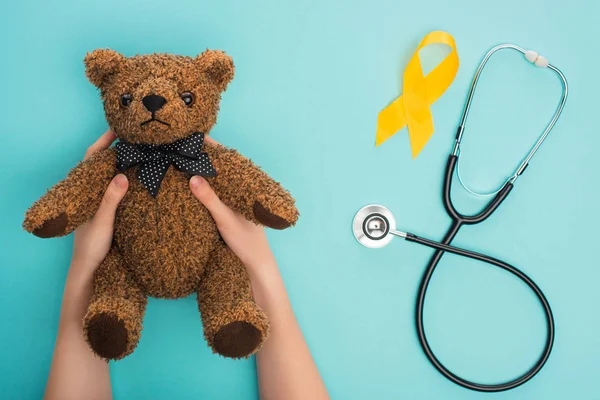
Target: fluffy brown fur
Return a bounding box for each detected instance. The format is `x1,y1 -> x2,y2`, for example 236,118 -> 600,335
23,49 -> 299,360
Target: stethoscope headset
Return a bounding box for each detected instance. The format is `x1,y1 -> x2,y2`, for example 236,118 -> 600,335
352,44 -> 568,392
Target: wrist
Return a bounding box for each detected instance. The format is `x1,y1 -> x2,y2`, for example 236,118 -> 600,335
245,261 -> 290,311
69,255 -> 99,273
60,261 -> 96,323
245,257 -> 279,282
66,258 -> 99,290
246,260 -> 280,290
242,248 -> 277,274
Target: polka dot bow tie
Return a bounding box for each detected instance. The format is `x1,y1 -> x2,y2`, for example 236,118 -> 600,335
116,132 -> 217,197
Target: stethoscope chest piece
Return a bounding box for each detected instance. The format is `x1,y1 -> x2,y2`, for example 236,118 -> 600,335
353,204 -> 396,248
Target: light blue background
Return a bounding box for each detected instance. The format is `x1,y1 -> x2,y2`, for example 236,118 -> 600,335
1,0 -> 598,398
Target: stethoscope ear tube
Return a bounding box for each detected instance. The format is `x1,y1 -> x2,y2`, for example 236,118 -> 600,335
442,155 -> 513,225
452,43 -> 568,197
407,232 -> 555,391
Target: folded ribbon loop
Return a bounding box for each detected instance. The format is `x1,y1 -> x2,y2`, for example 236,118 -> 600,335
376,31 -> 459,158
116,132 -> 217,197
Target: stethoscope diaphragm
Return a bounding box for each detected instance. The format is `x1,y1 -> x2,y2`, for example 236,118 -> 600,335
352,204 -> 396,248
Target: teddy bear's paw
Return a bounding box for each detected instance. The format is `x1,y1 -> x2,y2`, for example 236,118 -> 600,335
84,312 -> 129,360
253,201 -> 297,230
31,212 -> 68,238
213,321 -> 264,359
208,301 -> 270,359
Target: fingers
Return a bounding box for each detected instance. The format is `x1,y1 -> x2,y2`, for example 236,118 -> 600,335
189,176 -> 235,225
84,129 -> 117,160
93,174 -> 129,226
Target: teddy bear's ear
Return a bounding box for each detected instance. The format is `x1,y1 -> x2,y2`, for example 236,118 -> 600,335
195,50 -> 235,91
84,49 -> 126,88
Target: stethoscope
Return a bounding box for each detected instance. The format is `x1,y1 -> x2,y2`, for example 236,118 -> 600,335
352,44 -> 568,392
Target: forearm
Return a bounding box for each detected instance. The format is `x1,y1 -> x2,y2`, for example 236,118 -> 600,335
45,261 -> 111,400
247,264 -> 329,400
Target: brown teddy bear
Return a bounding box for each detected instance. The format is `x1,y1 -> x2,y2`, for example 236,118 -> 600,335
23,49 -> 299,360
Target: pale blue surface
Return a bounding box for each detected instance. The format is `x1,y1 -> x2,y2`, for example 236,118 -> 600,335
1,0 -> 598,399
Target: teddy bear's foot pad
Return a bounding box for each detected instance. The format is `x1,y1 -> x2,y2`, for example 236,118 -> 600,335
33,212 -> 68,238
213,321 -> 263,358
253,201 -> 292,230
86,312 -> 128,360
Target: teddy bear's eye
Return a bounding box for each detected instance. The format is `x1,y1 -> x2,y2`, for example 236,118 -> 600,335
120,94 -> 133,107
181,92 -> 195,107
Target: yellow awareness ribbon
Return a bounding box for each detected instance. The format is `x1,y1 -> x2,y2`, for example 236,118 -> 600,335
376,31 -> 459,158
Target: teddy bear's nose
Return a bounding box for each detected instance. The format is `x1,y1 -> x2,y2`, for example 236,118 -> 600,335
142,94 -> 167,113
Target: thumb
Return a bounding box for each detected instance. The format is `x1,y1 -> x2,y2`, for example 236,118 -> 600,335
93,174 -> 129,224
189,176 -> 234,224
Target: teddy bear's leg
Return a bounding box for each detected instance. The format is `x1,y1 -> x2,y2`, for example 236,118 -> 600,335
197,245 -> 269,359
83,247 -> 147,360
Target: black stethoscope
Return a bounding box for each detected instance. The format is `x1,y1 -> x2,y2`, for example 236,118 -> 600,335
352,44 -> 568,392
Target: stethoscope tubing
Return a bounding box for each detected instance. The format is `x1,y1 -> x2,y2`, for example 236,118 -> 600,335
408,231 -> 555,392
408,155 -> 555,392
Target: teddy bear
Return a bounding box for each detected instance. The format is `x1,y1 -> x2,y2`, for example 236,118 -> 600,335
23,49 -> 299,360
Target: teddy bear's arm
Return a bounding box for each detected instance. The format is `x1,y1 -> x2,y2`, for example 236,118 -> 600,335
205,144 -> 299,229
23,148 -> 117,238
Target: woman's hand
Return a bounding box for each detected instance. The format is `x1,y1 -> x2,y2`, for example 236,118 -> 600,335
70,130 -> 128,275
70,174 -> 128,272
189,175 -> 276,271
189,136 -> 276,272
